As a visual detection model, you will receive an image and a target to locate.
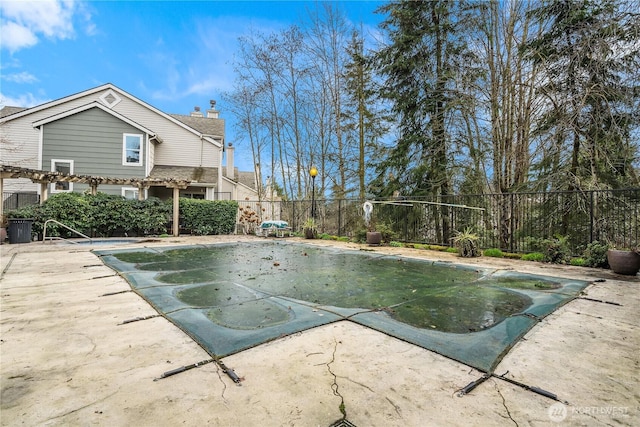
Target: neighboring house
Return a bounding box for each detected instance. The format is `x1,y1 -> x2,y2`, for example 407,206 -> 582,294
0,83 -> 258,203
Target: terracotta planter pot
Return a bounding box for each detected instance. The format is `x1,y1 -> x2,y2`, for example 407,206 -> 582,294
366,231 -> 382,246
304,228 -> 317,239
0,227 -> 6,244
607,249 -> 640,276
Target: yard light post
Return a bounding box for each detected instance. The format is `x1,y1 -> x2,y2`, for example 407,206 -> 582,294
309,166 -> 318,219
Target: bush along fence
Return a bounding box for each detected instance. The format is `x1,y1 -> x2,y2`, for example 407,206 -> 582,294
4,192 -> 238,239
243,188 -> 639,255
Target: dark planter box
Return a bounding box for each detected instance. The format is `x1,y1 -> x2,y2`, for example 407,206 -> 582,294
8,218 -> 34,244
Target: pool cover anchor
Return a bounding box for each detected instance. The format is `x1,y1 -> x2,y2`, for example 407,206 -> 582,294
456,374 -> 491,397
456,371 -> 568,404
101,289 -> 133,297
493,371 -> 567,403
154,357 -> 243,386
577,296 -> 622,306
118,314 -> 161,325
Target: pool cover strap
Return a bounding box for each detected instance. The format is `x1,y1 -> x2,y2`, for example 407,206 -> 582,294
457,371 -> 568,403
155,357 -> 242,385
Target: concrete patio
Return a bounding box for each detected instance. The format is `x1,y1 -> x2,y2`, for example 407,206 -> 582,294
1,236 -> 638,426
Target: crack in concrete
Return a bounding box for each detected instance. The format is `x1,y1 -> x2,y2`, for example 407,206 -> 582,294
43,389 -> 120,422
214,363 -> 230,404
493,380 -> 519,427
327,339 -> 346,419
386,396 -> 401,416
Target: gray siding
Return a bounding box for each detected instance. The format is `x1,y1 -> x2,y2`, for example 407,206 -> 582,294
42,107 -> 147,179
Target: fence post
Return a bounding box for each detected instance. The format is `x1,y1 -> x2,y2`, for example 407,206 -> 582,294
510,193 -> 515,253
338,199 -> 342,237
589,190 -> 594,243
404,204 -> 409,242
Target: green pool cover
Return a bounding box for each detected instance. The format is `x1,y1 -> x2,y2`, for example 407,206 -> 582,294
95,241 -> 589,372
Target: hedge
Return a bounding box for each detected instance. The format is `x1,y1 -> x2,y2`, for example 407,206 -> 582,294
6,193 -> 238,238
179,198 -> 238,235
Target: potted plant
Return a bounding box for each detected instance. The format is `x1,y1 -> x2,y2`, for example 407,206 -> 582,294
606,245 -> 640,276
303,218 -> 317,239
366,227 -> 382,246
362,201 -> 382,245
452,227 -> 480,257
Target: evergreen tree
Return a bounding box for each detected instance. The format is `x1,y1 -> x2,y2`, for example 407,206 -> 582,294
373,0 -> 473,241
525,0 -> 640,190
343,29 -> 387,199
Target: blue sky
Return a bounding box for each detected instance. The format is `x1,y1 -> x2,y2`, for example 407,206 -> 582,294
1,0 -> 385,170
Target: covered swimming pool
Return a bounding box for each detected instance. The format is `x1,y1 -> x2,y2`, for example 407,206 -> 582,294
95,241 -> 589,372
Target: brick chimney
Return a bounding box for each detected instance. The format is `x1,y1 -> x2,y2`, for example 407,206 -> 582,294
225,143 -> 234,179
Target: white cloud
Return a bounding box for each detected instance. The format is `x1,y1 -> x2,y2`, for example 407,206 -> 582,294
0,0 -> 81,52
0,21 -> 39,51
2,71 -> 38,84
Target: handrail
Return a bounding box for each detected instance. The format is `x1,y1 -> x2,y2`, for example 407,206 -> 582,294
43,219 -> 92,244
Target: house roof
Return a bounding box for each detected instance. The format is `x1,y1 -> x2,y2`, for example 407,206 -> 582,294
0,83 -> 222,148
170,114 -> 224,138
0,106 -> 27,118
32,102 -> 156,136
148,165 -> 218,184
237,170 -> 256,188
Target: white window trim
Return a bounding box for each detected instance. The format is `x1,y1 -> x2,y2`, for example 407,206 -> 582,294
123,133 -> 143,166
50,159 -> 74,193
121,187 -> 139,200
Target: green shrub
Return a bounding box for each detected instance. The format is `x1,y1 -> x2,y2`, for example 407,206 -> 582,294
8,192 -> 92,238
483,248 -> 504,258
522,252 -> 545,262
319,233 -> 339,240
6,192 -> 172,239
446,247 -> 458,253
503,252 -> 523,260
570,257 -> 586,266
389,241 -> 403,247
337,236 -> 350,242
179,198 -> 238,235
543,235 -> 571,263
526,235 -> 571,264
583,241 -> 610,268
375,222 -> 397,244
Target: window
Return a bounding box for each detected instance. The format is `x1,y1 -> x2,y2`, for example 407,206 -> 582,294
123,134 -> 143,166
122,187 -> 139,200
51,159 -> 73,193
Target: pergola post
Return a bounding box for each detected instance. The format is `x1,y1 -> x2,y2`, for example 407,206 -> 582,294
173,187 -> 180,237
40,182 -> 49,204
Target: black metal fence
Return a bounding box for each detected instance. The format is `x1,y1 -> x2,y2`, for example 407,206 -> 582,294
2,192 -> 39,212
5,189 -> 638,253
244,189 -> 639,254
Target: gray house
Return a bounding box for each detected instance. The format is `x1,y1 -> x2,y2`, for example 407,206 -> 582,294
0,83 -> 258,203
